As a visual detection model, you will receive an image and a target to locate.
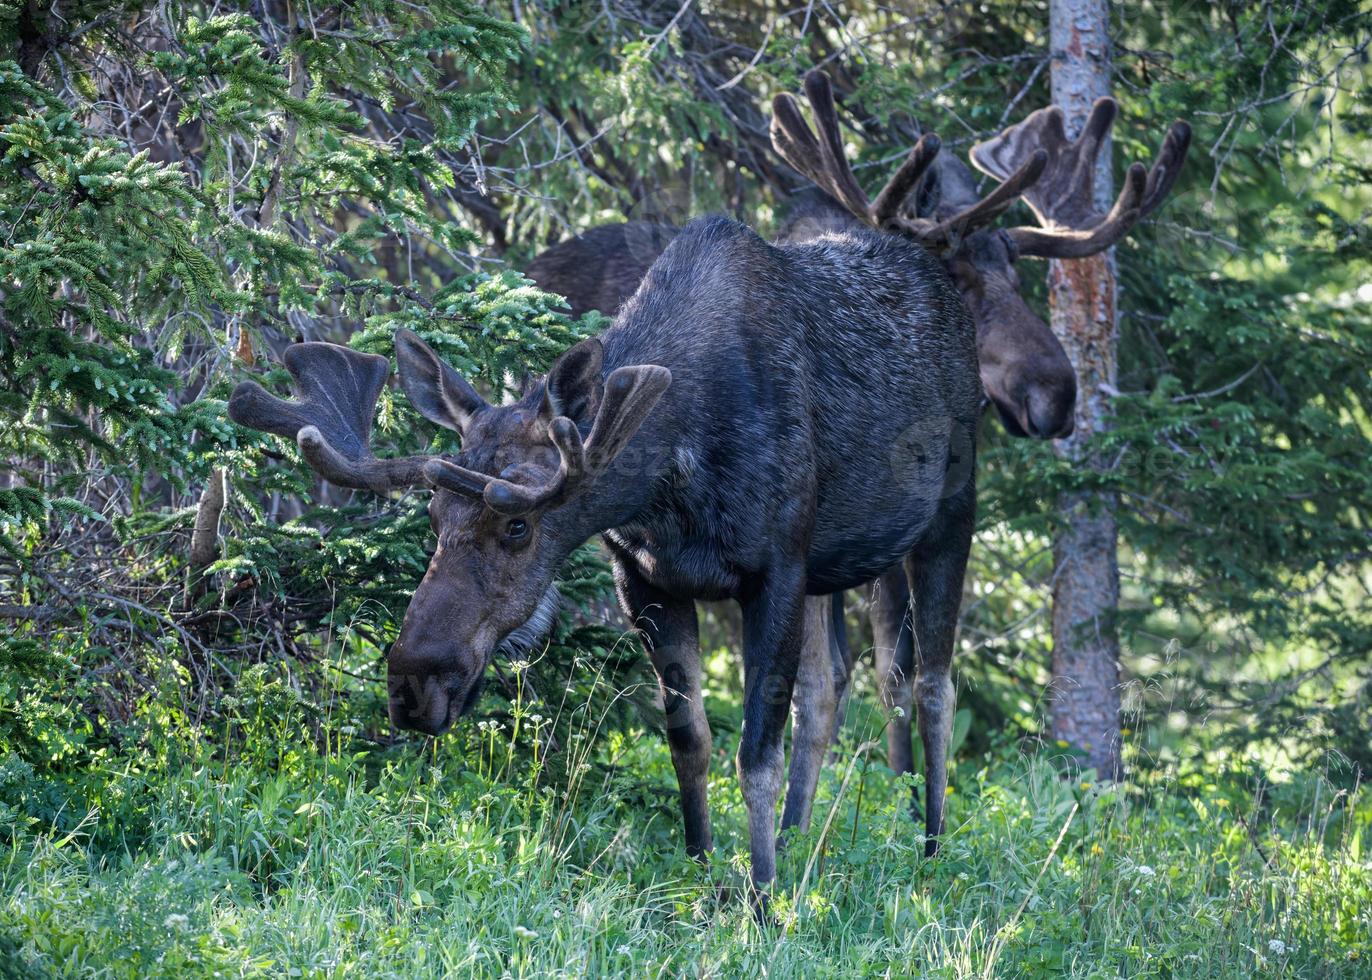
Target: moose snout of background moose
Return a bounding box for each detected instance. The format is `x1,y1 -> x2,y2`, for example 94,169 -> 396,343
230,67 -> 1191,910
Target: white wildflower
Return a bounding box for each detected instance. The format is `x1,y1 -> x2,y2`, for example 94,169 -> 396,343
513,925 -> 538,940
1136,864 -> 1156,878
1268,940 -> 1288,955
163,913 -> 189,930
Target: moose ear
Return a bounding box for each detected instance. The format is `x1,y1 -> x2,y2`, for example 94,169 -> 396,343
395,328 -> 488,434
583,364 -> 672,471
543,337 -> 605,425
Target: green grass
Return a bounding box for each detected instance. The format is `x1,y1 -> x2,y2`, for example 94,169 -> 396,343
3,691 -> 1369,980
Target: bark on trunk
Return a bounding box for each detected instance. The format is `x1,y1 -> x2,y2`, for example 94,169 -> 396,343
1048,0 -> 1123,779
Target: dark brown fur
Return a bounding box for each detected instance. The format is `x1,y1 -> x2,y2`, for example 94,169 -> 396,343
525,222 -> 679,320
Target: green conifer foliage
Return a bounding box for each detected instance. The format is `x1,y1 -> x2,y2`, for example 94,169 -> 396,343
0,2 -> 647,780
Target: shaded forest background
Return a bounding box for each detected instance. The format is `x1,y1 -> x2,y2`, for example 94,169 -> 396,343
4,0 -> 1368,785
1,0 -> 1370,973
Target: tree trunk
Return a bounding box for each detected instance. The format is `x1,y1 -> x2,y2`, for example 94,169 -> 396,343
1048,0 -> 1123,779
185,468 -> 227,611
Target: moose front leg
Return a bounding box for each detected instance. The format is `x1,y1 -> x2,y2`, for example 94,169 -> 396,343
614,560 -> 713,859
904,494 -> 974,857
738,562 -> 807,894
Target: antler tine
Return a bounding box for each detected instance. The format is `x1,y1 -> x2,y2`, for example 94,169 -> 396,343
871,134 -> 941,228
1067,98 -> 1118,208
428,359 -> 669,516
770,93 -> 869,219
769,93 -> 822,178
426,363 -> 670,516
477,417 -> 586,515
1140,120 -> 1193,216
802,70 -> 876,218
772,71 -> 943,231
228,342 -> 430,494
969,97 -> 1192,260
584,364 -> 672,469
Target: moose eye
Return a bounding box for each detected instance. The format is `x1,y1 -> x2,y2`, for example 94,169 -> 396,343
505,518 -> 530,541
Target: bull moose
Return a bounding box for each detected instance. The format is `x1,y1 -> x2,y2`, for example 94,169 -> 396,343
526,72 -> 1192,835
229,71 -> 1189,901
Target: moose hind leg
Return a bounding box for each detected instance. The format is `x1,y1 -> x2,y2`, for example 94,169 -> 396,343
827,590 -> 854,749
904,498 -> 974,857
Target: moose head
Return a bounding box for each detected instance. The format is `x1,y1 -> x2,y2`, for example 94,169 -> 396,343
228,331 -> 670,734
770,71 -> 1191,439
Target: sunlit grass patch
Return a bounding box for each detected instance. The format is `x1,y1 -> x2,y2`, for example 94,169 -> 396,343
3,703 -> 1368,978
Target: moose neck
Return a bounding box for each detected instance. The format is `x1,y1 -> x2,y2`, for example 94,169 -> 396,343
774,186 -> 865,242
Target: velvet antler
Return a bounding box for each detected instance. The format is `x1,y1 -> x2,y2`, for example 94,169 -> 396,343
228,342 -> 430,494
969,98 -> 1192,259
770,70 -> 1047,250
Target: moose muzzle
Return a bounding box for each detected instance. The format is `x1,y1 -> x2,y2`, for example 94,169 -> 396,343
1022,377 -> 1076,440
386,645 -> 488,735
387,605 -> 491,735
